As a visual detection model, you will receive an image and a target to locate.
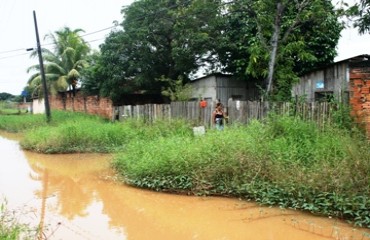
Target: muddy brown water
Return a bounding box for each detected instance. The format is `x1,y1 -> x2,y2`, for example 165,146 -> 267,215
0,132 -> 369,240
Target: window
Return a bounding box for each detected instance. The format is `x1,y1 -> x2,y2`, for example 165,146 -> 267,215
315,92 -> 334,102
315,80 -> 324,89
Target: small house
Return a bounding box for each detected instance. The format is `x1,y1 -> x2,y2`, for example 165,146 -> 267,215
293,54 -> 370,137
189,73 -> 261,105
292,54 -> 370,103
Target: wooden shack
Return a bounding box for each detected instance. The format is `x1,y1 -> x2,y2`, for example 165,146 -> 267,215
189,73 -> 261,105
293,54 -> 370,137
292,54 -> 370,103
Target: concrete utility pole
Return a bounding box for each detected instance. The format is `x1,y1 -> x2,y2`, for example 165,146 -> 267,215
33,10 -> 51,122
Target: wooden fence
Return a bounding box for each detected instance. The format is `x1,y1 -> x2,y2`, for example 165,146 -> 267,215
115,100 -> 336,128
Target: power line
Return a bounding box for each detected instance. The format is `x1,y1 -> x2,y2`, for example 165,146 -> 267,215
86,37 -> 106,44
81,25 -> 118,37
0,52 -> 30,60
0,0 -> 234,56
0,48 -> 33,55
0,36 -> 108,61
0,1 -> 130,56
0,24 -> 119,56
0,0 -> 237,60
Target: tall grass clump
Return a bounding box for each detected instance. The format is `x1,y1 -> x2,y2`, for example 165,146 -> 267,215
21,116 -> 193,153
113,114 -> 369,227
113,128 -> 254,193
0,110 -> 106,133
21,119 -> 127,153
0,113 -> 47,133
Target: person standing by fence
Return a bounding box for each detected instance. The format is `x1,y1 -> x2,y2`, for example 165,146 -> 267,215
212,102 -> 226,131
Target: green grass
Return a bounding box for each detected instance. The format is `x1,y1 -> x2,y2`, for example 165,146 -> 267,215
113,115 -> 370,227
0,110 -> 104,133
0,113 -> 47,133
18,112 -> 193,153
0,109 -> 21,115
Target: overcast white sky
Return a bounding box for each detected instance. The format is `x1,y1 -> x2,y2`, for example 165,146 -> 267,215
0,0 -> 369,95
0,0 -> 134,95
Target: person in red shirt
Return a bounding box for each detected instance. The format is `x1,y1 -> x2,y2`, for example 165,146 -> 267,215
212,102 -> 226,130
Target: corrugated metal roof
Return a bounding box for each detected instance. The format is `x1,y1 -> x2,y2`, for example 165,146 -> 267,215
335,54 -> 370,64
190,73 -> 233,82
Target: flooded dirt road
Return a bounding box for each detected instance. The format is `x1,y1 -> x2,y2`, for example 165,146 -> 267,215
0,133 -> 369,240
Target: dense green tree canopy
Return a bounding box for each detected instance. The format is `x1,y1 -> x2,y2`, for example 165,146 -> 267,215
218,0 -> 342,100
84,0 -> 342,101
85,0 -> 222,101
0,92 -> 14,101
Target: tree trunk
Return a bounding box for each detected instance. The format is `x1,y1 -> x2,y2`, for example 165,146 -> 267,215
266,2 -> 284,95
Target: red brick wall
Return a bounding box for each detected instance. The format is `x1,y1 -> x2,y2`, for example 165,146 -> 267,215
49,92 -> 114,120
349,68 -> 370,138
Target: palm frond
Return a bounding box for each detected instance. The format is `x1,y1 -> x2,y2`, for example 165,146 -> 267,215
68,69 -> 80,77
27,65 -> 40,74
45,63 -> 66,75
28,75 -> 41,86
56,76 -> 69,90
26,26 -> 91,92
74,60 -> 89,70
45,73 -> 62,82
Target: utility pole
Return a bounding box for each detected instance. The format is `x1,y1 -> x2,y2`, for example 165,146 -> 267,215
33,10 -> 51,122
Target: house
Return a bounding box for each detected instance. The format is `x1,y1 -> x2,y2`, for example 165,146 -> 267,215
293,54 -> 370,136
189,73 -> 261,105
292,54 -> 370,103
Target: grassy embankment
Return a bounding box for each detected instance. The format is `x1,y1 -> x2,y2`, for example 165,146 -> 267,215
0,110 -> 369,227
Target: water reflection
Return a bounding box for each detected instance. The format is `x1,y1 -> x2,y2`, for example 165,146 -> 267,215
0,133 -> 369,240
26,152 -> 109,220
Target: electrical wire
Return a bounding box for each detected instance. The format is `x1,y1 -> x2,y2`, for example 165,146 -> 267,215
0,0 -> 237,61
0,0 -> 233,57
0,52 -> 30,60
0,25 -> 115,58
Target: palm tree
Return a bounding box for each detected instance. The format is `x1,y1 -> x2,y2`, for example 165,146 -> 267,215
27,27 -> 90,98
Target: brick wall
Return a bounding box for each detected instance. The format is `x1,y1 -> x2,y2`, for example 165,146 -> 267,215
49,91 -> 114,120
349,68 -> 370,138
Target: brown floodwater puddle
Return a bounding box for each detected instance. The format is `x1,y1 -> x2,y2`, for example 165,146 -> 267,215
0,133 -> 369,240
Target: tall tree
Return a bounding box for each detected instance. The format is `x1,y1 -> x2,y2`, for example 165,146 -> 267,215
27,27 -> 90,97
86,0 -> 222,101
252,0 -> 341,98
219,0 -> 342,100
120,0 -> 221,81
